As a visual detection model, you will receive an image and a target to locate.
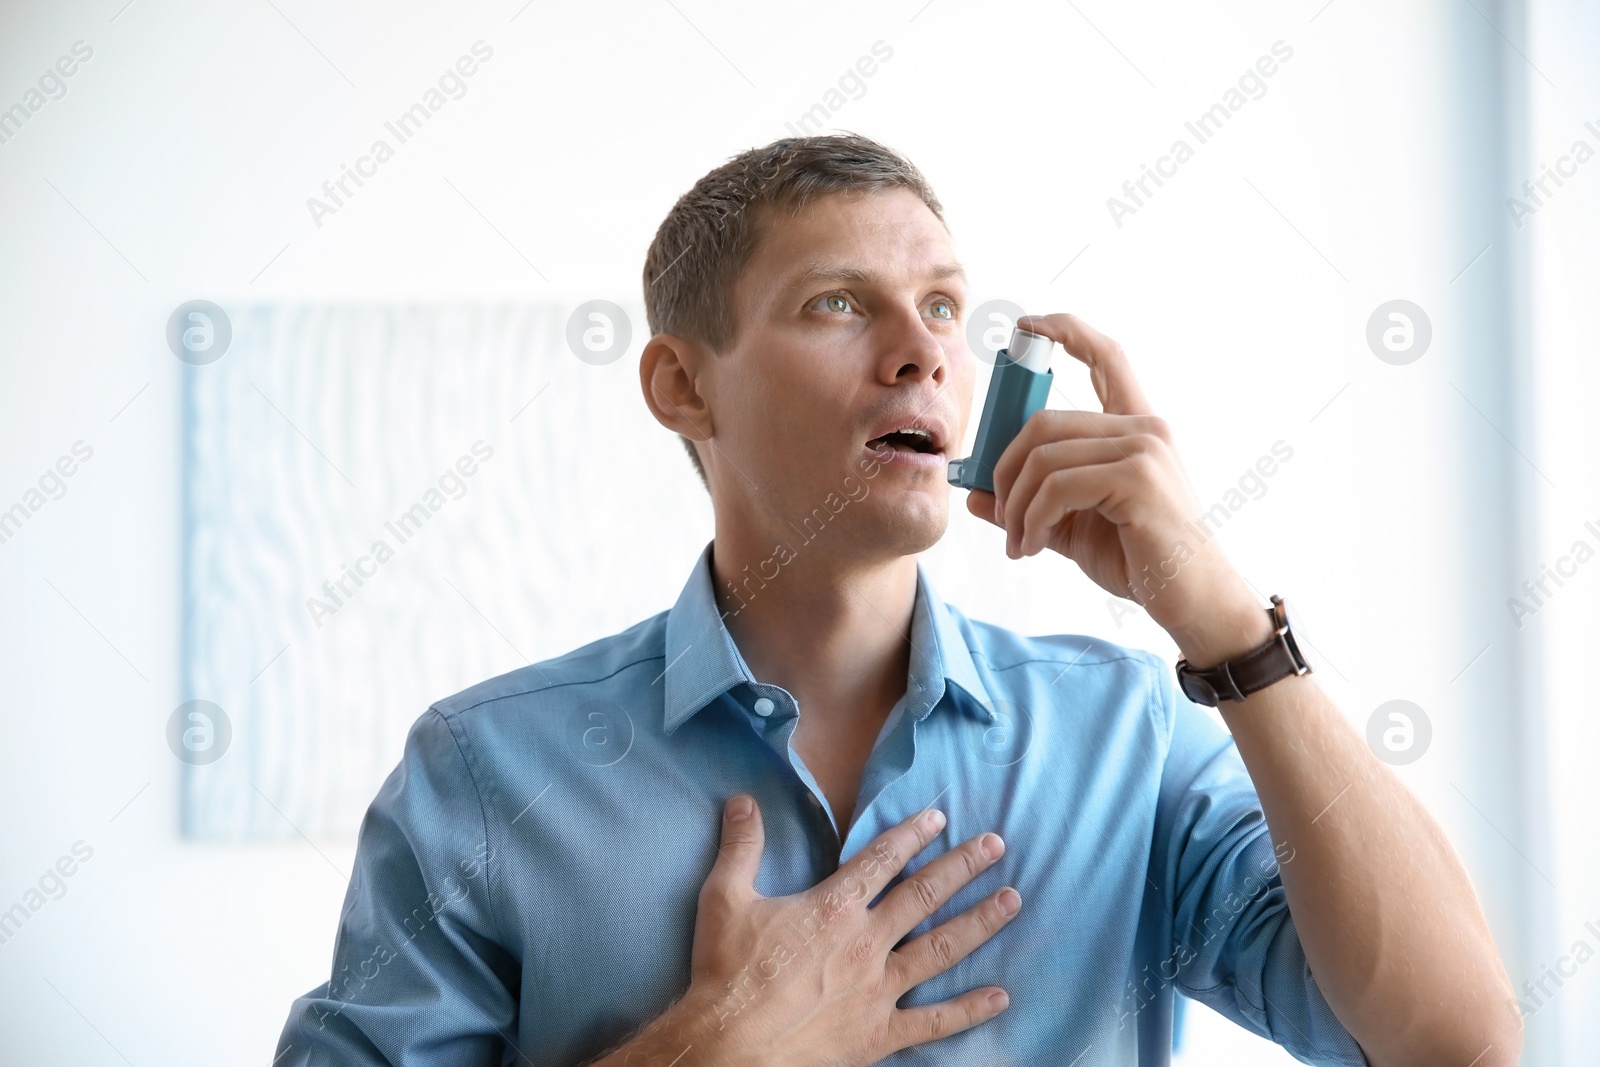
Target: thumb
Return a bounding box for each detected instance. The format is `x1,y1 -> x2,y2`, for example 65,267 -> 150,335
967,488 -> 1001,527
706,792 -> 765,900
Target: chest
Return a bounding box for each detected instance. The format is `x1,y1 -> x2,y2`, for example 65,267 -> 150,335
500,731 -> 1160,1065
790,713 -> 890,835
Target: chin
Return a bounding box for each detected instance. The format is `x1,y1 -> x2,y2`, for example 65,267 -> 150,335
864,492 -> 949,556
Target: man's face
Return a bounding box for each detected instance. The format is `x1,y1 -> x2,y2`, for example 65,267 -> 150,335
705,188 -> 975,560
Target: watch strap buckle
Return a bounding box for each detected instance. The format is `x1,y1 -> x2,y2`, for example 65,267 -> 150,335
1174,595 -> 1311,706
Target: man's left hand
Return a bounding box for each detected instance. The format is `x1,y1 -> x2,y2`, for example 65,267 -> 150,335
964,312 -> 1268,666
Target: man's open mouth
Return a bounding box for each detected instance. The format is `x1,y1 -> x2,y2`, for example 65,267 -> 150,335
866,428 -> 940,455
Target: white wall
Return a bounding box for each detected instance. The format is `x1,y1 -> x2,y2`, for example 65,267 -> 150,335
1524,0 -> 1600,1060
0,0 -> 1589,1062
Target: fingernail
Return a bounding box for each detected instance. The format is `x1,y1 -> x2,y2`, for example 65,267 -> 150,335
989,990 -> 1010,1010
998,887 -> 1020,916
980,832 -> 1004,860
924,808 -> 946,832
728,794 -> 752,820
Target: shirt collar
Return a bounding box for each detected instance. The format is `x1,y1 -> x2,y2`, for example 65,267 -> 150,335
661,541 -> 998,735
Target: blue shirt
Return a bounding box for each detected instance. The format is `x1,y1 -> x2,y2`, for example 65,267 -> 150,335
276,541 -> 1366,1066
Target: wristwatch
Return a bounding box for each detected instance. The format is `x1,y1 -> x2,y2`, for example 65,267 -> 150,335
1175,594 -> 1311,706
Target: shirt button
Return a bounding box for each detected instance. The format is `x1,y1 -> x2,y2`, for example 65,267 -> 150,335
753,697 -> 775,717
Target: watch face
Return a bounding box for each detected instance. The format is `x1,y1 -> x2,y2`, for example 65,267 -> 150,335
1282,622 -> 1310,672
1179,669 -> 1219,707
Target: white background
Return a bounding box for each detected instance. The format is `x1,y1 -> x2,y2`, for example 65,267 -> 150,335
0,0 -> 1595,1063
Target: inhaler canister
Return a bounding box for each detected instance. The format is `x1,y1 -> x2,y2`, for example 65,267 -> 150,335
947,326 -> 1057,493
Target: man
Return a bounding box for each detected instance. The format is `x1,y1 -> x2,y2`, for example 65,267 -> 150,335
276,133 -> 1518,1066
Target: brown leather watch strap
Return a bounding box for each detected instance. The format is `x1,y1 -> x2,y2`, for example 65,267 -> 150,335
1175,595 -> 1312,706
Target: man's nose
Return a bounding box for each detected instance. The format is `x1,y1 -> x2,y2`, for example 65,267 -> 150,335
876,311 -> 949,386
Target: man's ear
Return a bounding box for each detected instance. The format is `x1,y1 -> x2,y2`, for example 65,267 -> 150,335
639,333 -> 714,445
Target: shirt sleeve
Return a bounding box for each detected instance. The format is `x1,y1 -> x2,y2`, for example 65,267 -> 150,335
1147,656 -> 1370,1067
273,708 -> 520,1066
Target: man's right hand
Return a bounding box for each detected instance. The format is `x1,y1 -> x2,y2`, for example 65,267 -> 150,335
679,792 -> 1021,1067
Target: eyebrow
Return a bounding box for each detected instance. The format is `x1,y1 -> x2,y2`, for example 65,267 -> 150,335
783,260 -> 968,291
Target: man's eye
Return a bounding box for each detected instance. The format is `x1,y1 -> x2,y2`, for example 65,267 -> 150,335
817,293 -> 854,313
927,299 -> 956,321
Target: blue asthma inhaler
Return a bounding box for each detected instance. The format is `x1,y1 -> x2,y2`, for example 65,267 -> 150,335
947,325 -> 1058,494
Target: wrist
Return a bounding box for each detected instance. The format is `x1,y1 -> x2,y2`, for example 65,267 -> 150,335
663,983 -> 755,1067
600,984 -> 749,1067
1171,593 -> 1274,670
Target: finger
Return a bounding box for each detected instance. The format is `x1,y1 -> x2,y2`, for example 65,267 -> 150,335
884,983 -> 1013,1051
966,489 -> 999,527
991,410 -> 1167,529
829,807 -> 948,904
1016,463 -> 1127,558
874,830 -> 1005,942
1017,312 -> 1154,417
702,793 -> 765,904
998,436 -> 1137,557
889,885 -> 1022,990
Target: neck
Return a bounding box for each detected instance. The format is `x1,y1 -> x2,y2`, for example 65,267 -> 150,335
710,526 -> 917,731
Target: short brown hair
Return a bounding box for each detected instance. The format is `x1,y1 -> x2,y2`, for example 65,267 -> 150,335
641,132 -> 947,489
